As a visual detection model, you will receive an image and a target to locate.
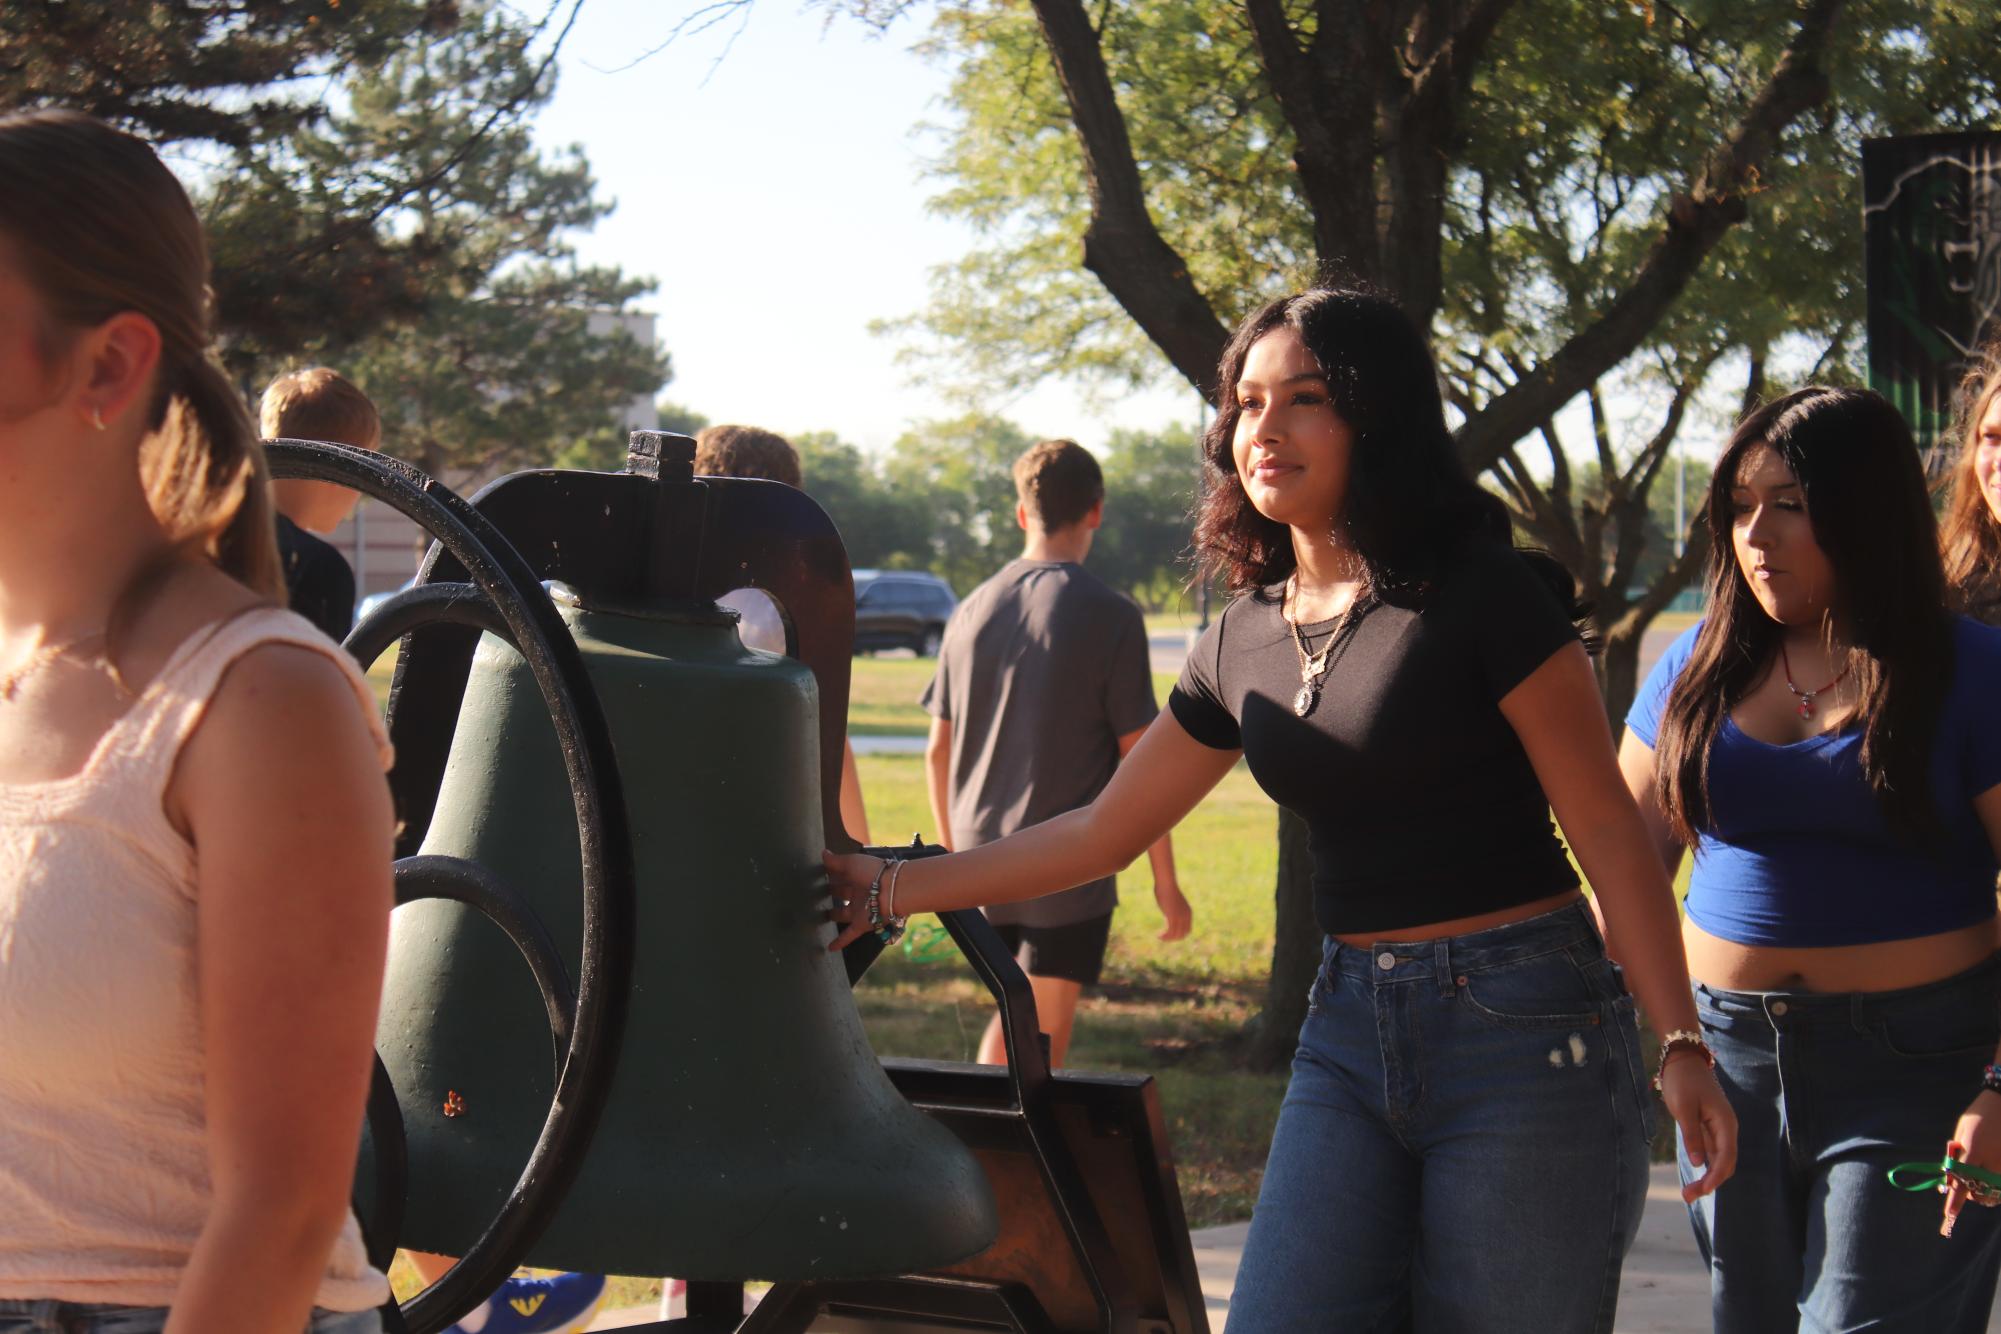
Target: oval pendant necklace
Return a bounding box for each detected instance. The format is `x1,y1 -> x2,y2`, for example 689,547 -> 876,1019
1283,575 -> 1364,717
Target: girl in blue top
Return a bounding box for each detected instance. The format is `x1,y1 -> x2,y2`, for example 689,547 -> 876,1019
1621,386 -> 2001,1333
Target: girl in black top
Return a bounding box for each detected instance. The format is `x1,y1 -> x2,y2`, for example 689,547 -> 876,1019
827,287 -> 1734,1332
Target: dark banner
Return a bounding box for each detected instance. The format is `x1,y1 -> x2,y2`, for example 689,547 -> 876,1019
1863,131 -> 2001,460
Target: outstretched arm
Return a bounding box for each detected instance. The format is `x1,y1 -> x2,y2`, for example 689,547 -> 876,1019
1500,642 -> 1735,1203
165,646 -> 394,1333
828,710 -> 1235,948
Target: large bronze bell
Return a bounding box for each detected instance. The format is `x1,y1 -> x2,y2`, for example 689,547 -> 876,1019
372,443 -> 997,1281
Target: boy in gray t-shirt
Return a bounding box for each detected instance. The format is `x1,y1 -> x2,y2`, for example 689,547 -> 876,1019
921,439 -> 1190,1068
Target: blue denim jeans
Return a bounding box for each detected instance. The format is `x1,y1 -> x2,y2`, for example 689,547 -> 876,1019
1227,901 -> 1653,1333
1680,956 -> 2001,1333
0,1302 -> 381,1333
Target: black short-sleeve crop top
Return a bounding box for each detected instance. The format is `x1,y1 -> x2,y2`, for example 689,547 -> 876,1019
1168,539 -> 1583,935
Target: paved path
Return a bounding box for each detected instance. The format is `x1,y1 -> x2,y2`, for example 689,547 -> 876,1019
1177,1168 -> 1726,1333
582,1164 -> 2001,1330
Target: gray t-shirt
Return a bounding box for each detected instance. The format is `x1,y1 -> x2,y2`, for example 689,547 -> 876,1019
920,560 -> 1157,926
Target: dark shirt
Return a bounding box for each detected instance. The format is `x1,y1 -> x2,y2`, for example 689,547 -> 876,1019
921,560 -> 1158,927
1169,540 -> 1581,935
276,514 -> 356,643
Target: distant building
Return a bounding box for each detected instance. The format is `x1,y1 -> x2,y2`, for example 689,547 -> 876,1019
323,309 -> 664,601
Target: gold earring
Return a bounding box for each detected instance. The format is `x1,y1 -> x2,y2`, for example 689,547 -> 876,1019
89,406 -> 106,432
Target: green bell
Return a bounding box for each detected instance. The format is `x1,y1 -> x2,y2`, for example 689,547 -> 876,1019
375,590 -> 997,1279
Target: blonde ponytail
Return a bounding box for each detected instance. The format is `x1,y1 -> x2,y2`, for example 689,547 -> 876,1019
142,355 -> 285,603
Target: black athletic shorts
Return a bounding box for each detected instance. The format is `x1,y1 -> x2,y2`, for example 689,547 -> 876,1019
991,912 -> 1113,986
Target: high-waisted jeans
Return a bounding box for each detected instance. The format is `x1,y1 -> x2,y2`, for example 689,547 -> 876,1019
0,1302 -> 381,1333
1227,900 -> 1654,1333
1681,956 -> 2001,1333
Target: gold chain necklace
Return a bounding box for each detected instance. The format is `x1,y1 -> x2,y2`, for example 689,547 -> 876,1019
0,632 -> 108,702
1283,574 -> 1364,717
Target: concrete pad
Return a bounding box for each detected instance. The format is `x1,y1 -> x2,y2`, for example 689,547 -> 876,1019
1614,1168 -> 1711,1332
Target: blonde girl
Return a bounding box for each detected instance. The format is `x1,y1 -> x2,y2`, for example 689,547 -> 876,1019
0,110 -> 392,1333
1940,353 -> 2001,624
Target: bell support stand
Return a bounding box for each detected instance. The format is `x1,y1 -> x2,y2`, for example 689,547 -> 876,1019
729,850 -> 1166,1334
265,440 -> 638,1334
271,434 -> 1198,1333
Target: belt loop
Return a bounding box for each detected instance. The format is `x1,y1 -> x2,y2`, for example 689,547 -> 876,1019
1433,937 -> 1454,998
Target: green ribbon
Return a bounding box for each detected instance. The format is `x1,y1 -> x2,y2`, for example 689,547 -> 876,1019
899,920 -> 958,964
1888,1156 -> 2001,1194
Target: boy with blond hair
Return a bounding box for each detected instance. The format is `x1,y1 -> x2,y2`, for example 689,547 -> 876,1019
257,368 -> 382,642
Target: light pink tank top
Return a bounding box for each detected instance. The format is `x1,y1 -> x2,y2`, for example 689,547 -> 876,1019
0,607 -> 392,1309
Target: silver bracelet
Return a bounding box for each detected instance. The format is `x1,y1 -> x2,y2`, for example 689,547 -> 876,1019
884,858 -> 907,922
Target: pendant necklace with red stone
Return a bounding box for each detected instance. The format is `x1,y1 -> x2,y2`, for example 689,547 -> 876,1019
1779,641 -> 1849,720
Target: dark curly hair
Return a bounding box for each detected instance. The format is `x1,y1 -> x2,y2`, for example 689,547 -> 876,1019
1193,285 -> 1582,620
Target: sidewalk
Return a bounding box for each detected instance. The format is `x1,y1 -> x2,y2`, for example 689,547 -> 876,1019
1179,1167 -> 1710,1333
584,1166 -> 2001,1330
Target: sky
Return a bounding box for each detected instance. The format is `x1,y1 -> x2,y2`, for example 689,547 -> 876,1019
527,0 -> 1201,454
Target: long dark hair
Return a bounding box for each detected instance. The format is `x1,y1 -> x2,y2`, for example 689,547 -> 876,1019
1939,352 -> 2001,618
1193,286 -> 1581,620
0,108 -> 282,602
1652,386 -> 1952,843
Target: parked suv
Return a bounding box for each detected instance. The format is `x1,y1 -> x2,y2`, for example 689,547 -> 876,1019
852,570 -> 957,656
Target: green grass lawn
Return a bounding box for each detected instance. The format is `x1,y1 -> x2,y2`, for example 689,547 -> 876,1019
843,654 -> 935,734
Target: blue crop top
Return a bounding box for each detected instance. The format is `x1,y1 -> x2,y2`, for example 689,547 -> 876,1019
1626,617 -> 2001,947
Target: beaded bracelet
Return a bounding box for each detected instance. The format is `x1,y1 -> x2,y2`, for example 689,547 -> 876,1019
1981,1063 -> 2001,1097
1652,1028 -> 1715,1093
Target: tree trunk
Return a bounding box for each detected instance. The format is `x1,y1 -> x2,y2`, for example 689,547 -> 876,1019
1598,620 -> 1646,737
1250,806 -> 1320,1072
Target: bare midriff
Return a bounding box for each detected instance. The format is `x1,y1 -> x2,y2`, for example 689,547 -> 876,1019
1330,887 -> 1585,947
1684,914 -> 2001,994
